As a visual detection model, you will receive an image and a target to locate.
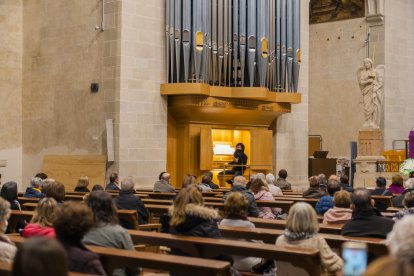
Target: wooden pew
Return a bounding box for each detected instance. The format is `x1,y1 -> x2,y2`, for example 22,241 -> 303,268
371,195 -> 393,208
273,197 -> 319,207
218,225 -> 388,258
127,230 -> 322,275
248,217 -> 343,234
387,207 -> 403,213
256,200 -> 294,210
8,210 -> 34,233
8,236 -> 231,276
17,197 -> 40,205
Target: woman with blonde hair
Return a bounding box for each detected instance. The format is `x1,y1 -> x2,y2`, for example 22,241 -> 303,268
181,174 -> 197,188
162,186 -> 232,265
275,202 -> 343,275
0,197 -> 16,263
323,190 -> 353,224
74,176 -> 90,192
250,178 -> 281,219
22,197 -> 57,238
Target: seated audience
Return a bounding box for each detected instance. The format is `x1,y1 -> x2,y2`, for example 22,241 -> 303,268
115,177 -> 149,226
105,172 -> 120,191
393,191 -> 414,220
197,174 -> 213,192
84,190 -> 138,276
318,174 -> 328,194
45,181 -> 65,203
303,176 -> 325,198
323,190 -> 353,224
153,172 -> 175,193
23,177 -> 44,198
364,216 -> 414,276
12,237 -> 68,276
22,197 -> 57,238
265,173 -> 283,196
339,175 -> 353,192
223,176 -> 259,217
181,174 -> 197,188
163,186 -> 232,264
74,176 -> 90,192
220,192 -> 267,273
371,177 -> 393,212
1,181 -> 21,210
387,174 -> 405,195
275,169 -> 291,190
35,172 -> 48,180
275,202 -> 343,274
250,178 -> 280,219
393,178 -> 414,207
92,184 -> 104,191
328,174 -> 338,181
205,171 -> 219,189
315,179 -> 341,215
54,201 -> 106,275
41,178 -> 56,193
0,198 -> 16,263
341,188 -> 394,238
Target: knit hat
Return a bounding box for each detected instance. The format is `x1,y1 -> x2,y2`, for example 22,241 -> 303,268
30,177 -> 43,188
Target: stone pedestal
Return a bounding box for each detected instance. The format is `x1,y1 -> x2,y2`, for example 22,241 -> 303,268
354,129 -> 385,188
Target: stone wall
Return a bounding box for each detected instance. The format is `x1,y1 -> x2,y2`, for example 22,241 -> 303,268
21,0 -> 107,187
275,0 -> 310,191
383,0 -> 414,150
0,0 -> 23,185
309,18 -> 367,158
117,0 -> 167,188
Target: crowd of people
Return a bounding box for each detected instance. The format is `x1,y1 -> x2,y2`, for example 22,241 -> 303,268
0,170 -> 414,275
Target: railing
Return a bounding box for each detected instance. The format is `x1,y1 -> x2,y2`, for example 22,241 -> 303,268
213,164 -> 272,181
376,160 -> 404,173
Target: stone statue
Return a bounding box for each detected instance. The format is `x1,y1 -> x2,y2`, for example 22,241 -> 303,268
357,58 -> 385,129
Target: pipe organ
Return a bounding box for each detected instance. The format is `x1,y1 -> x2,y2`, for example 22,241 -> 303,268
165,0 -> 301,92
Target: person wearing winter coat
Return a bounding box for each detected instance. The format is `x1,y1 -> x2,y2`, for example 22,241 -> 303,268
265,173 -> 283,196
393,191 -> 414,220
303,176 -> 325,198
22,197 -> 57,238
0,198 -> 17,263
23,177 -> 44,198
387,174 -> 405,195
323,190 -> 353,224
223,176 -> 259,217
153,172 -> 175,193
275,202 -> 343,275
162,185 -> 233,266
114,177 -> 149,226
315,179 -> 341,215
250,178 -> 281,219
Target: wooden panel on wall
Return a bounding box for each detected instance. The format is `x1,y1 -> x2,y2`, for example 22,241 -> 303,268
167,114 -> 178,186
250,129 -> 273,171
309,136 -> 322,157
42,155 -> 106,191
200,128 -> 213,170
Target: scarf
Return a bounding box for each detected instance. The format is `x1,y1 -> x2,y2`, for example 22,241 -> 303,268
283,229 -> 317,241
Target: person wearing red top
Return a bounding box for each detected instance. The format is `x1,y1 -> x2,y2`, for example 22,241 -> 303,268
387,174 -> 405,195
22,197 -> 57,238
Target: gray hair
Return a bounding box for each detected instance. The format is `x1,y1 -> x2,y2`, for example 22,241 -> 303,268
387,215 -> 414,263
265,173 -> 275,185
250,173 -> 265,182
42,178 -> 56,191
121,177 -> 135,191
404,178 -> 414,190
233,176 -> 246,188
31,177 -> 43,188
318,174 -> 327,185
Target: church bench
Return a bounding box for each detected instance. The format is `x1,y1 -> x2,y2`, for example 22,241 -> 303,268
21,202 -> 37,211
256,200 -> 294,210
8,210 -> 35,233
64,194 -> 84,201
248,217 -> 343,234
387,207 -> 402,213
17,197 -> 40,205
7,236 -> 231,276
126,229 -> 322,275
371,195 -> 393,208
146,192 -> 177,199
0,261 -> 92,276
273,197 -> 319,207
218,225 -> 388,258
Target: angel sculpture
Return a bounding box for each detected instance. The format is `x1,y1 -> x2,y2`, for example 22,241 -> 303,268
357,58 -> 385,129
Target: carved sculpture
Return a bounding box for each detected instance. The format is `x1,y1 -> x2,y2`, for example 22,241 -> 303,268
357,58 -> 385,129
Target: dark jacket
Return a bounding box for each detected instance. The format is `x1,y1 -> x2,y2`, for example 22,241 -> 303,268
23,187 -> 44,198
371,188 -> 393,211
303,187 -> 324,198
105,182 -> 120,191
275,178 -> 292,190
224,186 -> 259,217
340,183 -> 354,192
341,208 -> 395,238
115,190 -> 149,226
208,182 -> 220,189
60,241 -> 106,275
393,188 -> 414,208
164,204 -> 233,268
315,195 -> 334,215
74,187 -> 90,193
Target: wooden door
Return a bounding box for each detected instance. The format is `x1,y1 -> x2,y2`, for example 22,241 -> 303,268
250,129 -> 273,171
200,128 -> 213,170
